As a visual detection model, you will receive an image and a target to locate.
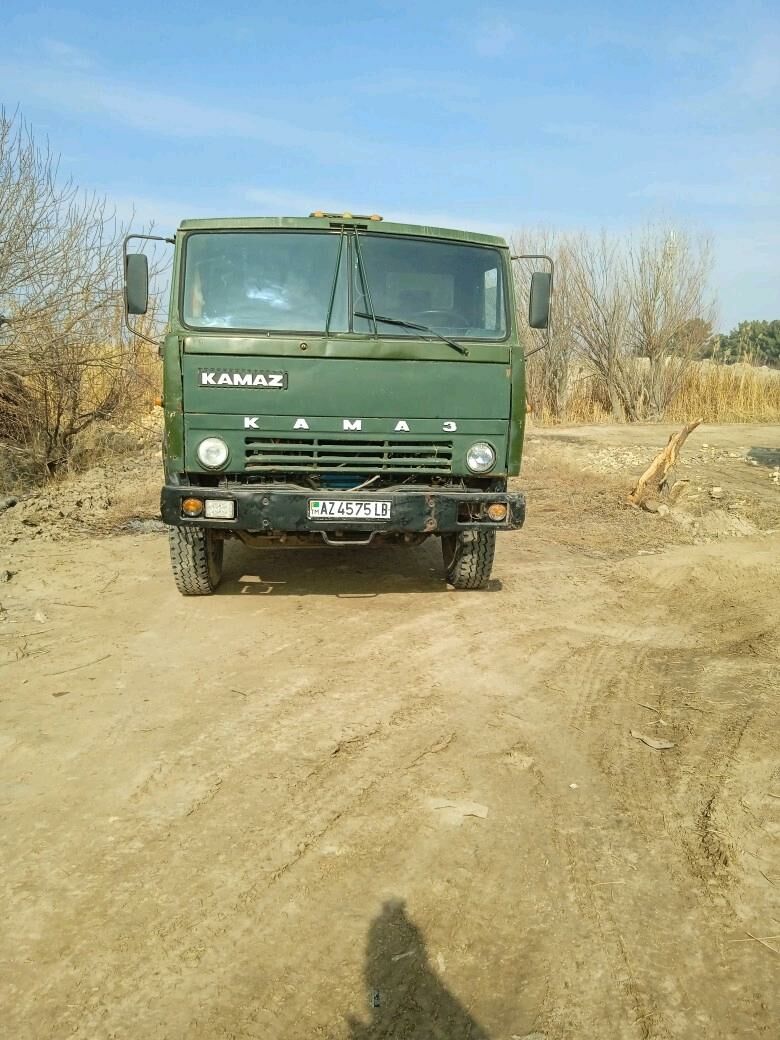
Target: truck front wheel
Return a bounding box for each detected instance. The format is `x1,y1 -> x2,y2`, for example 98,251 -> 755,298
441,530 -> 496,590
168,526 -> 224,596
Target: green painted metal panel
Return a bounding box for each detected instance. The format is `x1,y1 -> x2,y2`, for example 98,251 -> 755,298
181,355 -> 511,420
507,350 -> 526,472
161,332 -> 183,475
181,334 -> 510,363
177,215 -> 507,248
184,414 -> 507,434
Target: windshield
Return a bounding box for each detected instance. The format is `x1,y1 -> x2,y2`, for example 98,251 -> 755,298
182,230 -> 507,339
354,233 -> 506,339
183,231 -> 341,332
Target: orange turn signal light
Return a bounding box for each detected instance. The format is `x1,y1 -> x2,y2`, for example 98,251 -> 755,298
181,497 -> 203,517
487,503 -> 508,522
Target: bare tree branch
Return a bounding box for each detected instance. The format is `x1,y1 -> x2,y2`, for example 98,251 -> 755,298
0,108 -> 166,475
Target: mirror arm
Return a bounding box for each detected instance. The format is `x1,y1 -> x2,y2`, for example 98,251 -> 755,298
123,233 -> 174,346
511,253 -> 554,360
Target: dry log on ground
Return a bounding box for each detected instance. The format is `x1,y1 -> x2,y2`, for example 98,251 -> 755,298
628,419 -> 702,506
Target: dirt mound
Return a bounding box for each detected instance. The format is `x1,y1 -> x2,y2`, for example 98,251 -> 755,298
673,506 -> 759,540
0,410 -> 163,543
0,448 -> 161,544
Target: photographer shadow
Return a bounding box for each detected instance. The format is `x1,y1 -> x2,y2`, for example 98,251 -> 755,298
346,899 -> 492,1040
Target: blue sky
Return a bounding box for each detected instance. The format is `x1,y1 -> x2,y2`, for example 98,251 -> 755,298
2,0 -> 778,329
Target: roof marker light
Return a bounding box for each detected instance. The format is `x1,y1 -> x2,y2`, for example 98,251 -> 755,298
309,211 -> 384,221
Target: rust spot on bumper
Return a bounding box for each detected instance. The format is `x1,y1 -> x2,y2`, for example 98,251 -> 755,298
424,496 -> 438,531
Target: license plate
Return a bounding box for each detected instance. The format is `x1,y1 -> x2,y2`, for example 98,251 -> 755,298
308,499 -> 392,521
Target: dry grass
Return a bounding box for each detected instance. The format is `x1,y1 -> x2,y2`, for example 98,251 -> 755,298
529,358 -> 780,425
666,363 -> 780,423
518,450 -> 685,558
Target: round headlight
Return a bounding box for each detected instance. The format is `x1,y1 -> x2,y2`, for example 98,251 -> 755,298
197,436 -> 229,470
466,441 -> 496,473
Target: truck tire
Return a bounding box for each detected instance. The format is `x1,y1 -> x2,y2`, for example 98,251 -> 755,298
168,526 -> 223,596
441,530 -> 496,590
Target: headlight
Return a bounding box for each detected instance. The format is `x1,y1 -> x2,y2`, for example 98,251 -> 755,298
196,436 -> 229,469
466,441 -> 496,473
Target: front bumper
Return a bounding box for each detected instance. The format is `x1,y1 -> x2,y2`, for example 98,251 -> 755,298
160,485 -> 526,534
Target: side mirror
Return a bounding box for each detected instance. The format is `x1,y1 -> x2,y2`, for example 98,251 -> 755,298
125,253 -> 149,315
528,271 -> 551,330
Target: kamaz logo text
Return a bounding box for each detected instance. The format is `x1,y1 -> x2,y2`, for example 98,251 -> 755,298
200,370 -> 287,388
243,417 -> 458,432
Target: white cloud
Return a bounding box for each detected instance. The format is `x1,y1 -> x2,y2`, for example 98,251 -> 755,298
41,39 -> 93,70
737,38 -> 780,100
106,192 -> 213,234
630,180 -> 777,208
390,209 -> 508,238
244,188 -> 344,216
472,14 -> 515,57
0,52 -> 374,161
543,121 -> 603,145
712,222 -> 780,328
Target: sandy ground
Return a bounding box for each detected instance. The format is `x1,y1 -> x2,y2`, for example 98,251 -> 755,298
1,423 -> 779,1040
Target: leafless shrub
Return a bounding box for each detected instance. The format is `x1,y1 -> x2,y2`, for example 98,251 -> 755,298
514,224 -> 718,423
512,230 -> 578,420
0,109 -> 163,478
566,232 -> 643,420
627,226 -> 715,418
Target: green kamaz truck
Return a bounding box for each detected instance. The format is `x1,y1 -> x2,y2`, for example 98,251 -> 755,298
124,213 -> 551,594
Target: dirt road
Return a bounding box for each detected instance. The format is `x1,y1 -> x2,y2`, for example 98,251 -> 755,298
1,425 -> 778,1039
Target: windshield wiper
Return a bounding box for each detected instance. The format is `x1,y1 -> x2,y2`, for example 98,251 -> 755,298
354,312 -> 469,356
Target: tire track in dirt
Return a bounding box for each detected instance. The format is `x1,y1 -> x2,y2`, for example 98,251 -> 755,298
116,596 -> 456,825
493,544 -> 780,1039
620,545 -> 780,910
8,608 -> 467,1035
678,705 -> 754,890
84,588 -> 564,1038
6,715 -> 462,1038
500,715 -> 664,1038
2,576 -> 474,1038
3,451 -> 780,1040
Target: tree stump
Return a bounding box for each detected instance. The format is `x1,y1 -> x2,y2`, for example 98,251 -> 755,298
628,419 -> 702,507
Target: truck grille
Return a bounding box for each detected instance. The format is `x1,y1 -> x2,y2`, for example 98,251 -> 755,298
244,435 -> 453,474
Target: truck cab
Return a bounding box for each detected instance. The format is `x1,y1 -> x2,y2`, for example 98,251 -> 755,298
124,213 -> 551,593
